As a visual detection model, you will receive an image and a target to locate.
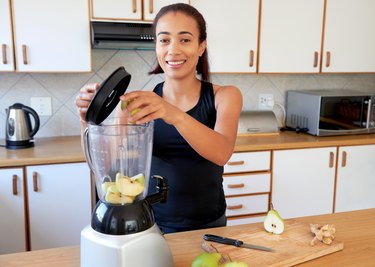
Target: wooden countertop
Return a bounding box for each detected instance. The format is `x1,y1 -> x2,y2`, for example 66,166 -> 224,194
0,209 -> 374,266
1,132 -> 375,167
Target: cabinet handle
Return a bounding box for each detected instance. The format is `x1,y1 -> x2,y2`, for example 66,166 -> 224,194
12,175 -> 18,195
227,160 -> 245,166
329,152 -> 334,168
227,204 -> 243,210
149,0 -> 153,14
22,44 -> 28,65
132,0 -> 137,13
2,44 -> 7,64
227,183 -> 245,189
313,51 -> 318,68
326,51 -> 331,68
249,50 -> 254,67
341,151 -> 347,167
33,171 -> 38,192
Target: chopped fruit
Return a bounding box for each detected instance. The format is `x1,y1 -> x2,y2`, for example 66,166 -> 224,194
116,173 -> 145,197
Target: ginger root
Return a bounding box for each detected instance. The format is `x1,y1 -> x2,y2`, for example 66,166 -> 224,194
310,223 -> 336,246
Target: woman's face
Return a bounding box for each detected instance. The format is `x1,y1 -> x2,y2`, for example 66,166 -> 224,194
155,11 -> 206,80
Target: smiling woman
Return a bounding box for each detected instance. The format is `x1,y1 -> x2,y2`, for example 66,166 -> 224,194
75,3 -> 243,234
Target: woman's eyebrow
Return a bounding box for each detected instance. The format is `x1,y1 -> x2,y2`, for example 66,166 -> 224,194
157,31 -> 193,36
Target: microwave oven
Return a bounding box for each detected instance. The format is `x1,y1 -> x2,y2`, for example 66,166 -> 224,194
286,89 -> 375,136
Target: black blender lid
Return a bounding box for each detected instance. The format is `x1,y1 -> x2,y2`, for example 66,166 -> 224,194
85,66 -> 131,125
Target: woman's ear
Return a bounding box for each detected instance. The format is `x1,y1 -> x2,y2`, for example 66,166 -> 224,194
199,40 -> 207,57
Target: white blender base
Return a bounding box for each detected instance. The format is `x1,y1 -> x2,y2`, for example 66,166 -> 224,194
81,224 -> 173,267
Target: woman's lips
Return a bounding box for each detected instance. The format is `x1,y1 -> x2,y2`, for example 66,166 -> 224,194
166,60 -> 186,67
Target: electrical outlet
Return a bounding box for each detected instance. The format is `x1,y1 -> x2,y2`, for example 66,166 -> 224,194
258,94 -> 274,110
30,97 -> 52,116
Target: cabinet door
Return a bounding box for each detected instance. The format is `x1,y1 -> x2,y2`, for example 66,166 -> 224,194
91,0 -> 142,20
12,0 -> 91,72
191,0 -> 259,73
272,147 -> 336,219
143,0 -> 189,21
26,163 -> 91,250
258,0 -> 324,73
0,168 -> 26,254
0,0 -> 15,71
335,145 -> 375,212
322,0 -> 375,73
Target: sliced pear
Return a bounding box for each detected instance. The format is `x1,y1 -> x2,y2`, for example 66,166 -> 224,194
192,252 -> 221,267
116,173 -> 144,197
105,191 -> 134,204
130,173 -> 145,186
101,181 -> 116,194
264,208 -> 285,235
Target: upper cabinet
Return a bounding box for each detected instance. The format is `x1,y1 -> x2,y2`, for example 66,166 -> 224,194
91,0 -> 189,22
5,0 -> 91,72
0,0 -> 15,71
258,0 -> 324,73
322,0 -> 375,73
191,0 -> 259,73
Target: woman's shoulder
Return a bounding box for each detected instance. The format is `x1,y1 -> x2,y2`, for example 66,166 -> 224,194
212,83 -> 242,99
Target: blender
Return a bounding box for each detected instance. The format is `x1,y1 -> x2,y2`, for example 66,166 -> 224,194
80,67 -> 173,267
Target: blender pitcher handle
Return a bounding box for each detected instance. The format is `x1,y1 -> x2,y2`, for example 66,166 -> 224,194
83,127 -> 95,171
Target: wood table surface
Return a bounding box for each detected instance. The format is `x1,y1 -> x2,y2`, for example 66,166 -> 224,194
0,209 -> 374,267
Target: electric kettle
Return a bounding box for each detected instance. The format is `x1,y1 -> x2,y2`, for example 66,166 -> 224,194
5,103 -> 40,149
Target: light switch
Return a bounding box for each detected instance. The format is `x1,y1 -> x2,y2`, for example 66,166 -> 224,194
30,97 -> 52,116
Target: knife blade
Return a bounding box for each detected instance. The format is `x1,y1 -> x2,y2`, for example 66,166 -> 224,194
203,234 -> 275,252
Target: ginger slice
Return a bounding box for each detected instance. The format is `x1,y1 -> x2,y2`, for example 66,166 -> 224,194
310,223 -> 336,246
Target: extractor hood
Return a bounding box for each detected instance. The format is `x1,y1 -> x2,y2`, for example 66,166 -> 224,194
91,21 -> 155,50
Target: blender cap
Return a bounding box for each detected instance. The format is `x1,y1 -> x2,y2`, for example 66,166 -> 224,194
85,66 -> 131,125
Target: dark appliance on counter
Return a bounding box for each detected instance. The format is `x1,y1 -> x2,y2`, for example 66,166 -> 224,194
5,103 -> 40,149
286,89 -> 375,136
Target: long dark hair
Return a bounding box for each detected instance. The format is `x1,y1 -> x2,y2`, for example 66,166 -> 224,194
148,3 -> 210,82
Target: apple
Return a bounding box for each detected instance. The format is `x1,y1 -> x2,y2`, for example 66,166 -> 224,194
116,173 -> 145,197
105,191 -> 134,204
264,205 -> 285,234
222,262 -> 249,267
191,252 -> 221,267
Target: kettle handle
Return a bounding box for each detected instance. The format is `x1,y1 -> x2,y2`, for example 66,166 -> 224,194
22,105 -> 40,137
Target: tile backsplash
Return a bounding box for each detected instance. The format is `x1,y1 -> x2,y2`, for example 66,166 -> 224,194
1,49 -> 375,139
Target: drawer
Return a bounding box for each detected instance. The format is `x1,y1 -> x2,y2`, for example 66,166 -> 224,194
225,194 -> 269,217
223,173 -> 270,196
224,151 -> 271,174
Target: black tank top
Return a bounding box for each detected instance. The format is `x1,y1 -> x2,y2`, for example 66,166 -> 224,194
149,81 -> 226,230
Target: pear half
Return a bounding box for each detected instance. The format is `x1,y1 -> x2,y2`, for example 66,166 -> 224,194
264,208 -> 285,234
192,252 -> 221,267
116,173 -> 145,197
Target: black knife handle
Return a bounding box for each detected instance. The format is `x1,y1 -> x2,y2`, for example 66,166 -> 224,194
203,234 -> 244,247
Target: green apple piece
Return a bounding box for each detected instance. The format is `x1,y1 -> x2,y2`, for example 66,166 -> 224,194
222,262 -> 249,267
116,174 -> 145,197
101,181 -> 116,194
264,208 -> 285,234
130,173 -> 145,186
191,252 -> 221,267
105,191 -> 134,204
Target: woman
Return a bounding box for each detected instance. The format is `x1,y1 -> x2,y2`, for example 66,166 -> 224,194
76,3 -> 242,233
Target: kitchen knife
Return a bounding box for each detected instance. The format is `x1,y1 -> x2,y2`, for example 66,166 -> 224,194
203,234 -> 275,252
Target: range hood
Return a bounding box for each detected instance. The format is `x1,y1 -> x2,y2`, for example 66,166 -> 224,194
91,21 -> 155,50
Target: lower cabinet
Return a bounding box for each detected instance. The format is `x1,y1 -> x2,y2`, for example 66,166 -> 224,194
0,167 -> 26,254
272,147 -> 336,219
26,162 -> 92,250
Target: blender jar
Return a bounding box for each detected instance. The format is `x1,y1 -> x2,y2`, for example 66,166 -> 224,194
84,118 -> 154,205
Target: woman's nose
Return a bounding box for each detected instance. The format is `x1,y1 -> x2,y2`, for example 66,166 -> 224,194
167,41 -> 181,55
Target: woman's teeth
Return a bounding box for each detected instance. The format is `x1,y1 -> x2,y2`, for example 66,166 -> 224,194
167,60 -> 185,65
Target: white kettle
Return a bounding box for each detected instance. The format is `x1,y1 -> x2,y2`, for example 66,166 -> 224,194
5,103 -> 40,149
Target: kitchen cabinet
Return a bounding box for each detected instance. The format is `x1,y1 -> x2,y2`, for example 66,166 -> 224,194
335,145 -> 375,212
0,168 -> 26,254
321,0 -> 375,73
0,0 -> 15,71
223,151 -> 271,225
191,0 -> 259,73
272,147 -> 336,219
258,0 -> 325,73
91,0 -> 188,22
26,163 -> 91,250
10,0 -> 91,72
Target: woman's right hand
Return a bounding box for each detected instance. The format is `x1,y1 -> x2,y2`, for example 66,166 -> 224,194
75,83 -> 100,122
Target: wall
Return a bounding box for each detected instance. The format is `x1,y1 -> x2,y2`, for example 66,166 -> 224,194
1,49 -> 375,139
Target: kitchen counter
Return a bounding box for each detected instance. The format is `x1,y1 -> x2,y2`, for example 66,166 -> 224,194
0,209 -> 374,266
1,132 -> 375,167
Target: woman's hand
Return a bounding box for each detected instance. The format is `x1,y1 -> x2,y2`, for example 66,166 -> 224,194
75,83 -> 100,122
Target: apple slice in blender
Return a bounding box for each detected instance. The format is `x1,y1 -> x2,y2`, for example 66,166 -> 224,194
130,173 -> 145,186
116,173 -> 145,197
105,191 -> 134,204
101,181 -> 116,194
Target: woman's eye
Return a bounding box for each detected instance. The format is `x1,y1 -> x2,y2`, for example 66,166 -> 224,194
181,38 -> 191,43
159,38 -> 169,44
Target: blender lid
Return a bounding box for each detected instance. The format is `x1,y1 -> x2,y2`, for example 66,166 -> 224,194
85,66 -> 131,125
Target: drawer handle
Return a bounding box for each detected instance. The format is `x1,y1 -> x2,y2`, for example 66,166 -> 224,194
132,0 -> 137,13
313,51 -> 319,68
227,160 -> 245,166
12,175 -> 18,195
227,183 -> 245,189
249,50 -> 254,67
149,0 -> 153,14
2,44 -> 7,64
33,171 -> 38,192
227,204 -> 243,210
329,151 -> 334,168
341,151 -> 347,167
326,51 -> 331,68
22,44 -> 28,65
